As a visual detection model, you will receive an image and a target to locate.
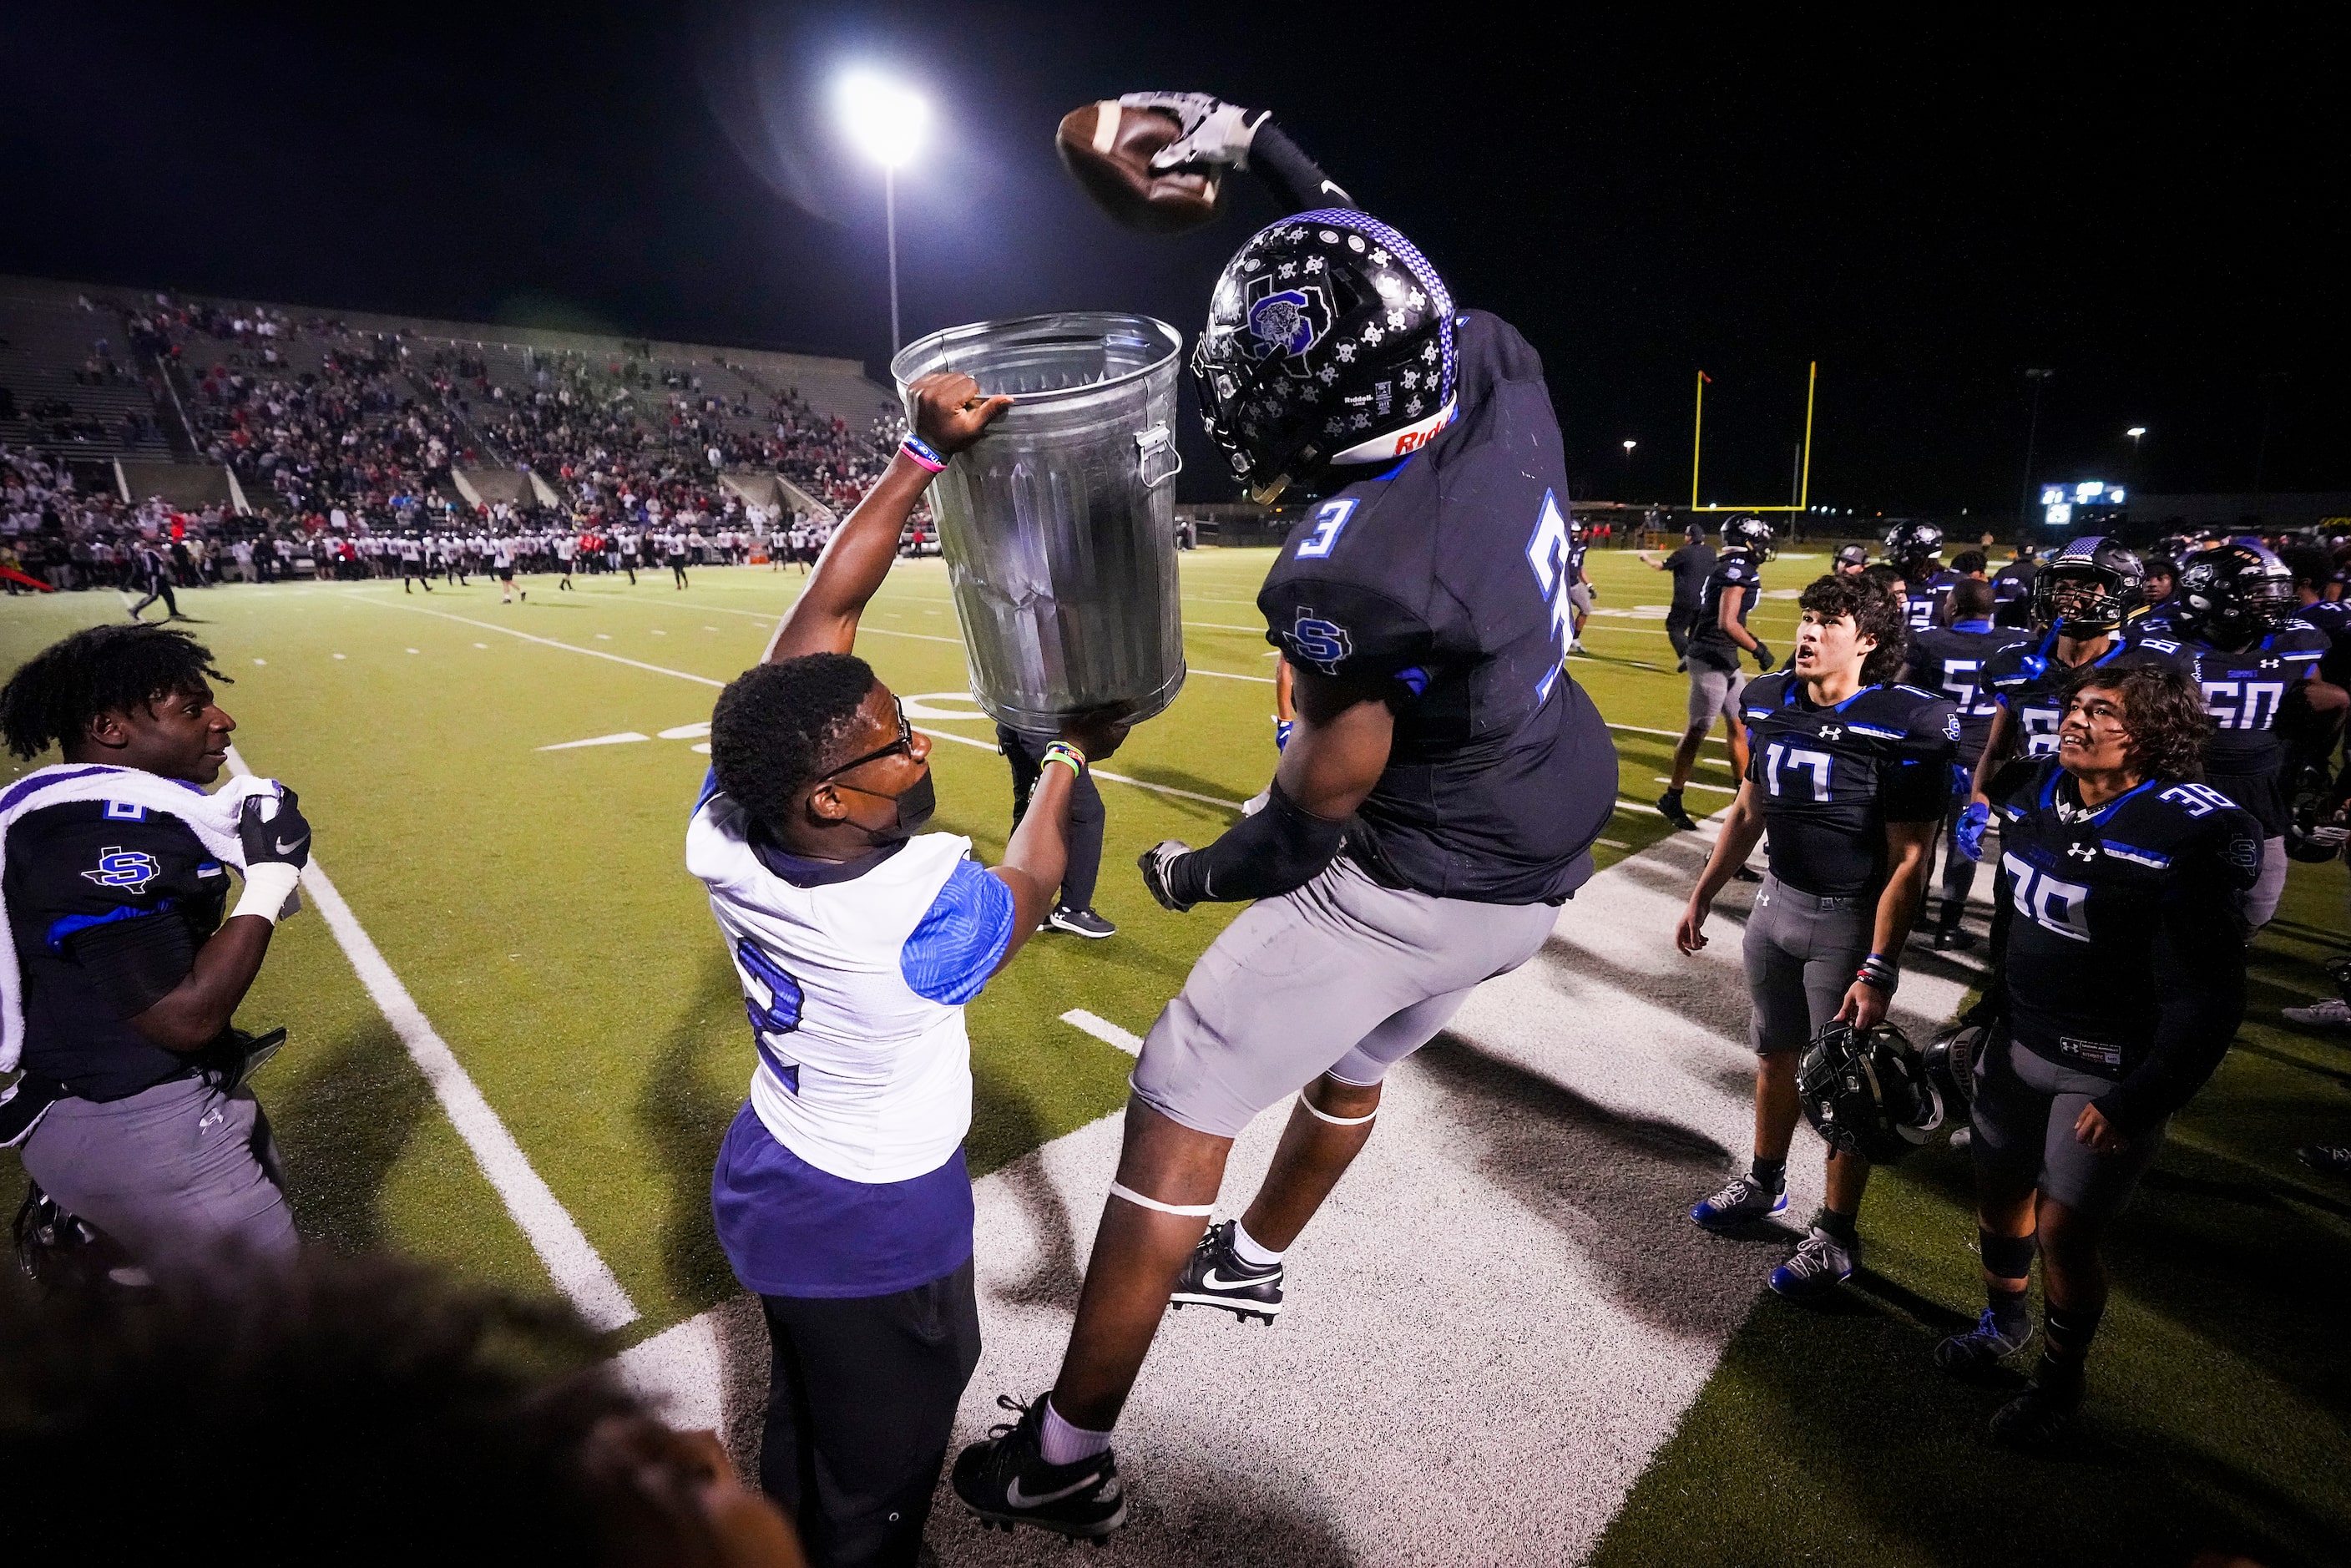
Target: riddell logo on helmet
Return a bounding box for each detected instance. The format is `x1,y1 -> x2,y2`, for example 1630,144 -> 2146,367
1390,404 -> 1455,454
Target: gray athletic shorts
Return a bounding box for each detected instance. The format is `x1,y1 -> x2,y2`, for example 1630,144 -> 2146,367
1687,661 -> 1747,727
1970,1038 -> 2167,1216
1130,857 -> 1562,1138
1742,874 -> 1870,1055
1568,581 -> 1594,619
20,1075 -> 297,1278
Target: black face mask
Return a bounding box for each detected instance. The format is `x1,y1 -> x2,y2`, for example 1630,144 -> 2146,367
862,768 -> 935,844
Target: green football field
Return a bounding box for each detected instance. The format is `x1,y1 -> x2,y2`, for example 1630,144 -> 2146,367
4,546 -> 2346,1565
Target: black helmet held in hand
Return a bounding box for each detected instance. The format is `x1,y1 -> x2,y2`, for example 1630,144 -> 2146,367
1798,1019 -> 1944,1164
1191,208 -> 1458,503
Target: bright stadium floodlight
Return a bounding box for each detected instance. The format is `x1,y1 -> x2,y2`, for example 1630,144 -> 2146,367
837,71 -> 929,352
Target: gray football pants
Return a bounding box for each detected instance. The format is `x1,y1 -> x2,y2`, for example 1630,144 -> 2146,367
21,1075 -> 297,1278
1130,857 -> 1563,1139
1742,874 -> 1872,1056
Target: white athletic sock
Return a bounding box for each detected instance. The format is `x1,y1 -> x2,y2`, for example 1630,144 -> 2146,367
1039,1398 -> 1113,1466
1231,1219 -> 1285,1267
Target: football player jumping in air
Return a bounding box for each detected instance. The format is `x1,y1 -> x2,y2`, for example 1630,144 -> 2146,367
1938,661 -> 2258,1449
690,373 -> 1129,1565
2133,542 -> 2343,933
1656,513 -> 1775,832
1675,573 -> 1957,1297
1904,576 -> 2030,948
953,94 -> 1620,1540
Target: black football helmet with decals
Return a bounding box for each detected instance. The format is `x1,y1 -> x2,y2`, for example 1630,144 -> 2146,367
1922,1019 -> 1990,1120
2030,535 -> 2144,636
1719,513 -> 1774,558
1798,1019 -> 1943,1164
1882,520 -> 1944,577
2168,542 -> 2297,650
1191,208 -> 1457,503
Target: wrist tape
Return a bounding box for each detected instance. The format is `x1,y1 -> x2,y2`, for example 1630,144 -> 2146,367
232,862 -> 302,925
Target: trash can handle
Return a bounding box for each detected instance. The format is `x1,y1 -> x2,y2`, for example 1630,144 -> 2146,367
1135,424 -> 1183,489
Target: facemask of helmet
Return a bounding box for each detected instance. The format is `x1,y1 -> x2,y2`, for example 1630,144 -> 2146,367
2172,544 -> 2294,649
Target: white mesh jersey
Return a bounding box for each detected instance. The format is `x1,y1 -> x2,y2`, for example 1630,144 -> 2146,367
686,790 -> 982,1184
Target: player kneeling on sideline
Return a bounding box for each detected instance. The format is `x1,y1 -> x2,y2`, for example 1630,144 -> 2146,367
1935,661 -> 2257,1449
689,372 -> 1129,1568
1676,574 -> 1957,1297
0,625 -> 311,1282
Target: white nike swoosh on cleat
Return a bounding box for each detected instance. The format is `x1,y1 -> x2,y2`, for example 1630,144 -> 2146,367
1005,1471 -> 1104,1510
1200,1268 -> 1278,1292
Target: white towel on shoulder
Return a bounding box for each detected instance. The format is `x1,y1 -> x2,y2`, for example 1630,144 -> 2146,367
0,763 -> 286,1071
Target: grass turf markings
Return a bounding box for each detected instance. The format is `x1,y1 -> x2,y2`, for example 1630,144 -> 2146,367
225,744 -> 639,1332
1059,1009 -> 1144,1055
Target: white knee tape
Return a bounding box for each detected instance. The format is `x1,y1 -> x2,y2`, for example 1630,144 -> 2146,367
1298,1095 -> 1377,1127
1107,1180 -> 1214,1217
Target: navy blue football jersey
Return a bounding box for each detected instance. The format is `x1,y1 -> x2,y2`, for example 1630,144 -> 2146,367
3,798 -> 231,1100
1907,619 -> 2032,764
1904,569 -> 1962,631
1686,552 -> 1762,671
2299,596 -> 2351,686
1980,630 -> 2197,761
1739,675 -> 1959,898
2135,619 -> 2330,833
1257,310 -> 1618,903
1987,756 -> 2257,1132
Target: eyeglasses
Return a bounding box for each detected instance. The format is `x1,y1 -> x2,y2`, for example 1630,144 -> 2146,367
815,699 -> 916,784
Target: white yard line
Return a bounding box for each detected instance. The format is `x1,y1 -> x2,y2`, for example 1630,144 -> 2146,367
224,746 -> 639,1332
1059,1009 -> 1144,1055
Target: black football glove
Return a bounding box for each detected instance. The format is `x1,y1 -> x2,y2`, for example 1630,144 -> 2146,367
1751,642 -> 1775,671
1137,839 -> 1196,912
238,788 -> 311,870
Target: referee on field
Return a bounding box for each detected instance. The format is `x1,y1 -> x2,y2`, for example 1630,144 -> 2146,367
1,625 -> 311,1281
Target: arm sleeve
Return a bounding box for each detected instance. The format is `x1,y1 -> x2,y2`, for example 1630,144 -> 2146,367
899,858 -> 1017,1005
2094,819 -> 2257,1135
1250,119 -> 1358,213
1166,779 -> 1347,906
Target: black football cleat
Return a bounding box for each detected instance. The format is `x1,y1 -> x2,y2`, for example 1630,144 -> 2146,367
1656,791 -> 1700,832
1168,1219 -> 1284,1325
1989,1373 -> 2083,1451
952,1395 -> 1126,1540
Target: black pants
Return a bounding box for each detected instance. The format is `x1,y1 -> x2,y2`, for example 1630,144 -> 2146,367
1665,605 -> 1697,660
759,1257 -> 982,1568
999,724 -> 1105,909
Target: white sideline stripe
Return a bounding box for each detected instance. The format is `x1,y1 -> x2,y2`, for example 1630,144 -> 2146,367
1060,1009 -> 1143,1055
222,746 -> 639,1332
538,731 -> 649,751
1655,775 -> 1738,795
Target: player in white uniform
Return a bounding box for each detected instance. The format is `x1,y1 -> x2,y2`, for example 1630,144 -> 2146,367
690,370 -> 1129,1565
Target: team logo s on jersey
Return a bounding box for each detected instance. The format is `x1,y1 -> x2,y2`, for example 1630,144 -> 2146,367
1944,711 -> 1962,741
1284,606 -> 1354,674
2225,833 -> 2262,875
82,847 -> 160,893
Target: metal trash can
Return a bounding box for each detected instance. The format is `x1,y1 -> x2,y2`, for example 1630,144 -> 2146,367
890,312 -> 1186,735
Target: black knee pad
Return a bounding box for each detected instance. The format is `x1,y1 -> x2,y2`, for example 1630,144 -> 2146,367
1980,1226 -> 2036,1280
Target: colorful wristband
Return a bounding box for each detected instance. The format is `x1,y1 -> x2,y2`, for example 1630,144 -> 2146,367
1856,952 -> 1898,993
899,435 -> 948,473
1040,741 -> 1086,777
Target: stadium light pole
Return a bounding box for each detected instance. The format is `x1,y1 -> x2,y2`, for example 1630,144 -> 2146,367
839,72 -> 929,354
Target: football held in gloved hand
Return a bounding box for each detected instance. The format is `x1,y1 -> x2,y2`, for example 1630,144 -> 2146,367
1054,100 -> 1224,234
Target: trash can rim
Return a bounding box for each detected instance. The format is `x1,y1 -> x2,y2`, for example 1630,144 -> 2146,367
888,312 -> 1184,407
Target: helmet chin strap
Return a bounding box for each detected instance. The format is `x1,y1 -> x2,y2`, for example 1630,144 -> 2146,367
1250,474 -> 1290,505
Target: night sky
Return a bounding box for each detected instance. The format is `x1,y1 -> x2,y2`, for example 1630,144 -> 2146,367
7,3 -> 2343,515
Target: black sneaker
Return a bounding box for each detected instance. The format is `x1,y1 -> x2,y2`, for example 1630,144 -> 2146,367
952,1395 -> 1126,1540
1047,905 -> 1115,940
1168,1219 -> 1284,1324
1990,1373 -> 2083,1451
2298,1142 -> 2351,1177
1656,791 -> 1699,832
1933,1308 -> 2034,1381
1931,925 -> 1978,951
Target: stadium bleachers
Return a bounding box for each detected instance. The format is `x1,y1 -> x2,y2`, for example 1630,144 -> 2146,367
0,281 -> 173,461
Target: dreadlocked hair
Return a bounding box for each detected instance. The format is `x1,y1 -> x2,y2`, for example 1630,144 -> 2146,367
710,652 -> 878,832
2061,659 -> 2209,783
0,624 -> 230,761
1797,572 -> 1911,685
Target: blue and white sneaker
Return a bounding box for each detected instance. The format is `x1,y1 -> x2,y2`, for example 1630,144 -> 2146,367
1933,1308 -> 2034,1379
1689,1175 -> 1789,1233
1767,1227 -> 1856,1300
